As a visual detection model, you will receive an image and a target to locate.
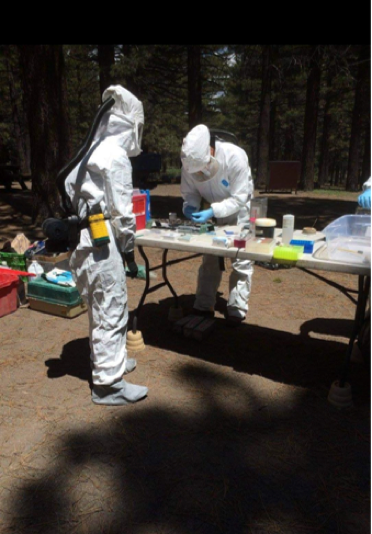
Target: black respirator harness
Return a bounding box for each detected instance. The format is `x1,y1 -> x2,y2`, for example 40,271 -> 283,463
42,96 -> 116,252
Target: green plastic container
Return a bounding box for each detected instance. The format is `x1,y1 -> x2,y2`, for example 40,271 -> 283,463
0,252 -> 27,281
273,244 -> 304,261
27,277 -> 82,306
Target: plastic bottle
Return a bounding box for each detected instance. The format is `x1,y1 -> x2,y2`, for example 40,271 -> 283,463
27,260 -> 44,279
282,214 -> 295,245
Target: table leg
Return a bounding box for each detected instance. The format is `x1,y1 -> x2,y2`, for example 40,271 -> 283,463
339,275 -> 370,387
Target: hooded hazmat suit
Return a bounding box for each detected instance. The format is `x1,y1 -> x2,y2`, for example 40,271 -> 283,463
180,124 -> 254,322
65,85 -> 148,405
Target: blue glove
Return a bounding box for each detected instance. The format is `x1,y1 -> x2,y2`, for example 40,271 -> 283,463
183,205 -> 197,220
358,188 -> 371,209
191,208 -> 214,223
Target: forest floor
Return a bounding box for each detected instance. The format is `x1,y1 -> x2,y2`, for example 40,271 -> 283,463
0,181 -> 370,534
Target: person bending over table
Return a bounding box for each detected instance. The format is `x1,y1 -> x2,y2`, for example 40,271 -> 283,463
180,124 -> 254,326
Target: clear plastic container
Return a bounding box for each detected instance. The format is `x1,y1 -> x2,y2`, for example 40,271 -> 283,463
27,260 -> 44,279
250,197 -> 268,219
323,215 -> 371,264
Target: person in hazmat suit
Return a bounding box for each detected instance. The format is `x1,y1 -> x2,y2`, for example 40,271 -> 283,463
358,177 -> 371,209
180,124 -> 254,326
64,85 -> 148,405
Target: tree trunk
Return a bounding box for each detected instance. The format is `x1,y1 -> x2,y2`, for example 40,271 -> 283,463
361,119 -> 371,186
269,98 -> 277,160
256,45 -> 272,189
187,46 -> 202,129
346,45 -> 370,191
318,70 -> 333,188
18,45 -> 71,223
300,47 -> 321,191
4,46 -> 30,174
98,45 -> 115,96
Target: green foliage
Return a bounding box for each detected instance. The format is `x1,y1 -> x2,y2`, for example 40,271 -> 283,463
0,44 -> 368,192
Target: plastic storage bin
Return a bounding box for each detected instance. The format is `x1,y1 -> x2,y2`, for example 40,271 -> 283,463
27,277 -> 82,307
132,193 -> 147,230
323,215 -> 371,264
0,271 -> 19,317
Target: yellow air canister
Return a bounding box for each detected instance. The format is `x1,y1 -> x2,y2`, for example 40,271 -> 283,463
88,206 -> 110,247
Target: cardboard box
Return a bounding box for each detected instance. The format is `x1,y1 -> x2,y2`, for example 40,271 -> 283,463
28,298 -> 87,318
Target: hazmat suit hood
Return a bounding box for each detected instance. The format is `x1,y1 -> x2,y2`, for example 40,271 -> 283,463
101,85 -> 144,157
181,124 -> 211,174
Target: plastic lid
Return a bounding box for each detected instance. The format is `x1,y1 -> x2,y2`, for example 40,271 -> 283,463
255,218 -> 276,227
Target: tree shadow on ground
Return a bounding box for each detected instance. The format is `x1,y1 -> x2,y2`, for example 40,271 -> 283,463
5,356 -> 370,534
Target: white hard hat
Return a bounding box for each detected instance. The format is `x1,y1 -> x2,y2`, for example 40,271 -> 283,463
181,124 -> 211,173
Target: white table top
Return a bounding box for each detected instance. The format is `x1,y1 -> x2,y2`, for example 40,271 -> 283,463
135,225 -> 371,277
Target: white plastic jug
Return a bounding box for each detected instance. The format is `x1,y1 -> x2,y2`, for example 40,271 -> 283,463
27,260 -> 44,279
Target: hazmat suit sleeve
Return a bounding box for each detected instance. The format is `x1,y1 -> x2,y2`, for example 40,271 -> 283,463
180,169 -> 202,214
363,177 -> 371,190
211,150 -> 253,219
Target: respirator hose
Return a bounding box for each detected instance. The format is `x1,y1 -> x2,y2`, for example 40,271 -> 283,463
57,96 -> 115,215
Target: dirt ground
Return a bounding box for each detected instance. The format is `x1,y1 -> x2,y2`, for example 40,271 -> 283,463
0,183 -> 370,534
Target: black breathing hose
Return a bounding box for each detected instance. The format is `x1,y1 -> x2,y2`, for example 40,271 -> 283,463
57,96 -> 115,215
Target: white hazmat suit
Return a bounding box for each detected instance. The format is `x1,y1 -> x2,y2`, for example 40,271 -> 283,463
65,85 -> 148,405
180,124 -> 254,323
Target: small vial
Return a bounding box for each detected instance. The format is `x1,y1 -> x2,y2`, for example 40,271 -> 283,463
169,212 -> 177,226
282,214 -> 295,245
249,217 -> 256,237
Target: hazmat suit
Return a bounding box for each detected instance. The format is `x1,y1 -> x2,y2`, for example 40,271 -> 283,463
65,85 -> 148,405
180,124 -> 254,325
358,177 -> 371,209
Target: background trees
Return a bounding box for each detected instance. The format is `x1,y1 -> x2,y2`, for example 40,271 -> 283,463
0,44 -> 370,222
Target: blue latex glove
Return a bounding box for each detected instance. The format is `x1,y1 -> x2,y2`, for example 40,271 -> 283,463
191,208 -> 214,223
183,205 -> 197,220
358,188 -> 371,209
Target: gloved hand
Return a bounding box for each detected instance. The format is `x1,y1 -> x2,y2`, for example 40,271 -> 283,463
183,205 -> 197,220
358,188 -> 371,209
191,208 -> 214,223
123,251 -> 138,279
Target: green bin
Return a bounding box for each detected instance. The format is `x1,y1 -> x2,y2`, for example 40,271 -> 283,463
0,252 -> 27,281
27,277 -> 82,307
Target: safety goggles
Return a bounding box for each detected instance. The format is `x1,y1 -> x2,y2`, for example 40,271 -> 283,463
193,156 -> 220,182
